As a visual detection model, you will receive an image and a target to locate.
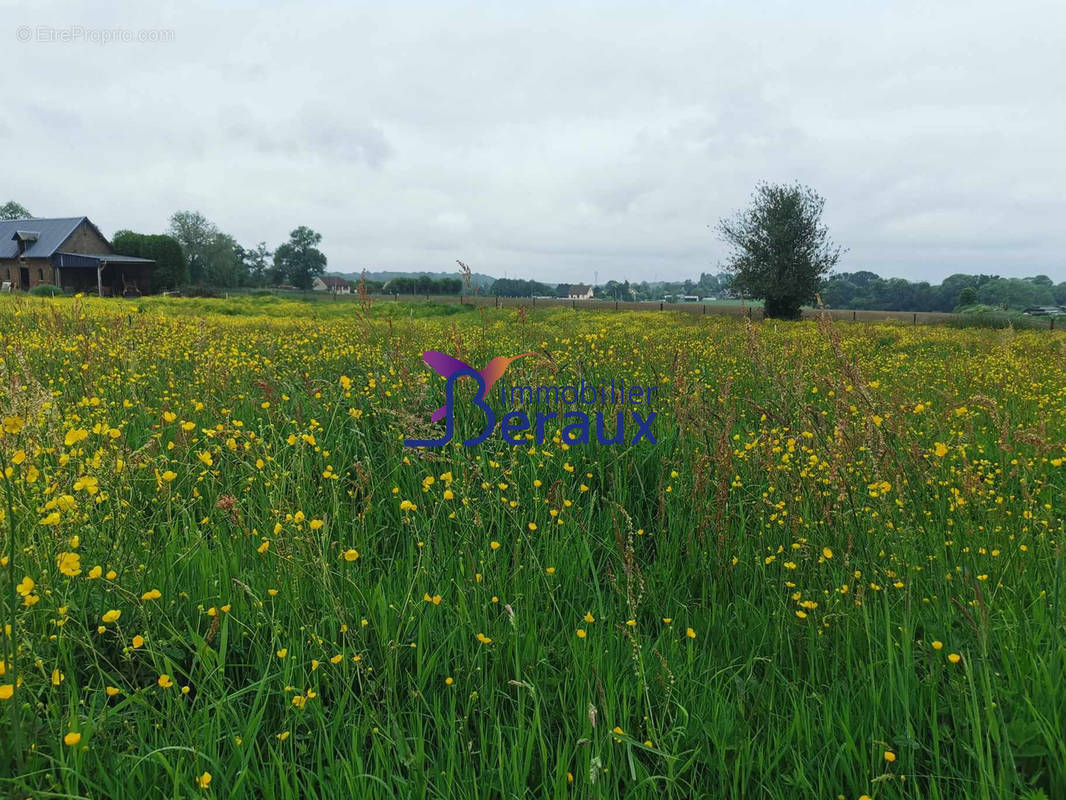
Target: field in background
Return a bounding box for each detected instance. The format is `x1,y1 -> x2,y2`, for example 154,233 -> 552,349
208,289 -> 1064,329
1,294 -> 1064,799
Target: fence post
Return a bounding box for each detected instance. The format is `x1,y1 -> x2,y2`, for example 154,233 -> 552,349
495,296 -> 499,308
532,296 -> 536,308
660,302 -> 664,311
573,299 -> 576,310
913,313 -> 917,325
615,300 -> 618,311
852,311 -> 856,322
1051,317 -> 1056,331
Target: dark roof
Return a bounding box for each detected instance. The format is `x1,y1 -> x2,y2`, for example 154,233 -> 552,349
569,284 -> 592,293
55,252 -> 154,269
0,217 -> 97,259
320,276 -> 351,287
64,252 -> 152,263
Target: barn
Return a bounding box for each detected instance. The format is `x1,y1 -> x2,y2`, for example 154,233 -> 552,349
0,217 -> 154,296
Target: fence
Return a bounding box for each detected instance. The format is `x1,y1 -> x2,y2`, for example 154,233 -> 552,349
366,294 -> 989,327
212,289 -> 1061,329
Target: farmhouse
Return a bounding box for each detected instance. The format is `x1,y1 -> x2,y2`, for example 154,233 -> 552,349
312,275 -> 352,294
566,284 -> 594,300
0,217 -> 154,296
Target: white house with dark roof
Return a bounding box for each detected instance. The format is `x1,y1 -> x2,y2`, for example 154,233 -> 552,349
0,217 -> 154,296
312,275 -> 352,294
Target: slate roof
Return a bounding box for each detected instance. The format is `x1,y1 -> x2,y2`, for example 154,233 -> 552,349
52,252 -> 153,269
61,252 -> 153,263
0,217 -> 94,259
320,276 -> 351,288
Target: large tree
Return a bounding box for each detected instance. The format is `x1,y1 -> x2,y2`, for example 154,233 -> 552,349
273,226 -> 327,289
201,232 -> 244,287
168,210 -> 250,286
717,183 -> 843,319
168,211 -> 218,284
0,201 -> 33,220
242,242 -> 273,287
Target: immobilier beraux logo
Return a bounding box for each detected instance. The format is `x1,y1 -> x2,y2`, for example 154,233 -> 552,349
404,351 -> 658,448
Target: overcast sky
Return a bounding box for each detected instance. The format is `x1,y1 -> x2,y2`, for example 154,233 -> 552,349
3,1 -> 1064,284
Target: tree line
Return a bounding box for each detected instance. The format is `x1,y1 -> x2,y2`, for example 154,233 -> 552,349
820,271 -> 1064,312
6,194 -> 1062,313
0,202 -> 328,291
385,275 -> 463,294
116,211 -> 327,291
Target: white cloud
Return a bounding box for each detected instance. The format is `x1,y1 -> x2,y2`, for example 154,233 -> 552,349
3,0 -> 1063,283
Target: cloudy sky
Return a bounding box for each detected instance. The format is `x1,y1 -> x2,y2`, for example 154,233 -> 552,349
4,1 -> 1063,283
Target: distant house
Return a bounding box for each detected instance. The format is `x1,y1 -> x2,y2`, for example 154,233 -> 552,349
313,276 -> 352,294
567,284 -> 594,300
0,217 -> 154,296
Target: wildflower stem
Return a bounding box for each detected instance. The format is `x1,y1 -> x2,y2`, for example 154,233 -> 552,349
0,444 -> 22,766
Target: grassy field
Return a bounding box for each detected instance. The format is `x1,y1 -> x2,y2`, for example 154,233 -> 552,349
1,294 -> 1064,799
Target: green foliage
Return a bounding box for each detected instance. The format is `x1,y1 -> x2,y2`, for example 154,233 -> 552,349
597,280 -> 633,300
1,298 -> 1065,798
27,283 -> 62,296
822,272 -> 1066,313
0,200 -> 32,220
167,211 -> 250,288
718,182 -> 842,319
242,242 -> 273,288
112,230 -> 188,290
178,284 -> 226,298
948,308 -> 1051,329
343,270 -> 496,291
385,275 -> 462,294
977,277 -> 1056,309
490,278 -> 555,297
273,226 -> 327,290
957,286 -> 978,307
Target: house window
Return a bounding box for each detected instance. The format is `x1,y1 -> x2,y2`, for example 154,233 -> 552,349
39,268 -> 45,281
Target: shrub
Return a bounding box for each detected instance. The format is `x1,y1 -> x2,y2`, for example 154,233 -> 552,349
28,284 -> 64,297
947,310 -> 1048,330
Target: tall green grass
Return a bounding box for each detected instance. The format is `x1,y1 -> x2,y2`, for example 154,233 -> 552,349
0,297 -> 1063,798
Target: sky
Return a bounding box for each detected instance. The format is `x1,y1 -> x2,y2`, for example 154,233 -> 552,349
3,0 -> 1064,284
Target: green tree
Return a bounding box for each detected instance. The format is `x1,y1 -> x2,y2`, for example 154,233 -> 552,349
491,278 -> 534,297
243,242 -> 273,287
977,277 -> 1053,309
168,211 -> 218,284
273,227 -> 327,290
957,286 -> 977,308
717,182 -> 843,319
0,201 -> 33,220
112,231 -> 188,289
167,211 -> 253,287
201,232 -> 243,287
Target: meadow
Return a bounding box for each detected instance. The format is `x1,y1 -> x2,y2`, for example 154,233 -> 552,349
0,294 -> 1063,799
